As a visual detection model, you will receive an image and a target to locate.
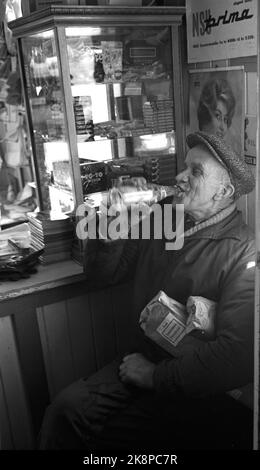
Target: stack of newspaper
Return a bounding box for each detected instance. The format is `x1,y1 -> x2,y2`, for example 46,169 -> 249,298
27,211 -> 74,264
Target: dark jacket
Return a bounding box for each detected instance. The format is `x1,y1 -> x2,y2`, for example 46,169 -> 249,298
85,203 -> 255,399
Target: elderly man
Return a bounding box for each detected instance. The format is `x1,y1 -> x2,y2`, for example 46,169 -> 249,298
39,132 -> 255,450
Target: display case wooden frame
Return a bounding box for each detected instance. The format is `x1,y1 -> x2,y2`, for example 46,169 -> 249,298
8,6 -> 186,266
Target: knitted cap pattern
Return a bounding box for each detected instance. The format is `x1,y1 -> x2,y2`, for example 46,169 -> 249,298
186,132 -> 255,199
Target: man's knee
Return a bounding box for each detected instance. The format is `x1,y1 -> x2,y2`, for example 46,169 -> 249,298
51,389 -> 75,420
39,362 -> 133,449
46,381 -> 87,425
39,381 -> 88,449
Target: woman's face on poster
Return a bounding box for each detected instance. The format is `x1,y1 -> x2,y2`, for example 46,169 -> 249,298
202,99 -> 229,139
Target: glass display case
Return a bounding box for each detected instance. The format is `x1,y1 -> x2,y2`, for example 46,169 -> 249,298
8,5 -> 186,258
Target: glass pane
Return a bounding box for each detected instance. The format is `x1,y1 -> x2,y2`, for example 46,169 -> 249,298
65,26 -> 176,200
21,30 -> 74,214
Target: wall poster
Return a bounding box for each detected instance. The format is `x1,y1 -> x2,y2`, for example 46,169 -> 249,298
186,0 -> 257,63
188,67 -> 245,157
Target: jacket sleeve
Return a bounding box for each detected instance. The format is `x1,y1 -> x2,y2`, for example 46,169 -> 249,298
83,196 -> 172,287
84,237 -> 140,287
153,240 -> 255,397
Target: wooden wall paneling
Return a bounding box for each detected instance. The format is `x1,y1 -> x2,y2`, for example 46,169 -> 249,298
237,195 -> 248,224
247,167 -> 257,233
253,5 -> 260,448
172,23 -> 187,172
88,288 -> 117,370
37,301 -> 76,400
35,281 -> 90,308
0,293 -> 38,318
243,69 -> 257,227
0,316 -> 34,449
247,72 -> 257,115
111,282 -> 134,356
0,280 -> 89,319
0,371 -> 14,449
13,306 -> 50,437
66,293 -> 97,380
245,70 -> 248,116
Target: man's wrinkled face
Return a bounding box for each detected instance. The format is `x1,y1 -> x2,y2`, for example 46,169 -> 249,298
174,145 -> 227,219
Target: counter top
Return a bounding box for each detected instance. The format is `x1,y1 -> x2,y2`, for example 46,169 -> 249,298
0,259 -> 85,302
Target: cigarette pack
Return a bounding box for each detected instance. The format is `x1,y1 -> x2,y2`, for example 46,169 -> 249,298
80,161 -> 107,195
139,291 -> 216,355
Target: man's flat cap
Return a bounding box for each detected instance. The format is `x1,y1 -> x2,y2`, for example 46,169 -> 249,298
186,131 -> 255,199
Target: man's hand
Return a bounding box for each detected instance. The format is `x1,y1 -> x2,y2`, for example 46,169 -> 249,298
119,353 -> 155,389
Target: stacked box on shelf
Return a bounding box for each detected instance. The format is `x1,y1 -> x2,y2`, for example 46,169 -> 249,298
143,99 -> 175,133
142,154 -> 177,186
157,154 -> 177,185
143,158 -> 160,184
73,96 -> 94,141
27,211 -> 74,264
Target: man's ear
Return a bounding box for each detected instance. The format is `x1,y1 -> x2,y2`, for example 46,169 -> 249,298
213,183 -> 235,200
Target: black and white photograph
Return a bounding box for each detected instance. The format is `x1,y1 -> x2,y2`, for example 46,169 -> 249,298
0,0 -> 259,466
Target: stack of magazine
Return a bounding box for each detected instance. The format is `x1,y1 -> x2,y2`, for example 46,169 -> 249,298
27,211 -> 74,264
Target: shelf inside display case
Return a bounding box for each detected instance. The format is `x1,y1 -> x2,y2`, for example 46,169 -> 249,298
66,25 -> 175,143
66,24 -> 177,201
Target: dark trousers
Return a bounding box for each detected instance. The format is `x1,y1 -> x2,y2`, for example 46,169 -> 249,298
38,360 -> 253,450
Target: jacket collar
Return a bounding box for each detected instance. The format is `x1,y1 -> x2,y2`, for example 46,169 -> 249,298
188,209 -> 246,241
161,196 -> 248,242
